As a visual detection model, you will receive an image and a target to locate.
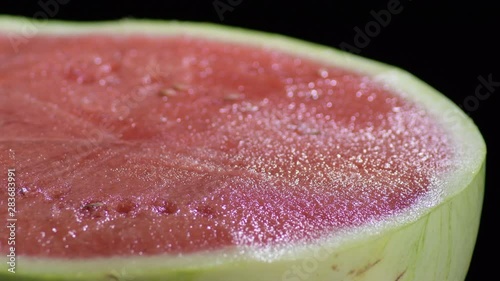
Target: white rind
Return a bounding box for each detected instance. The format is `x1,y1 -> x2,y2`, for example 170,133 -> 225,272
0,16 -> 486,281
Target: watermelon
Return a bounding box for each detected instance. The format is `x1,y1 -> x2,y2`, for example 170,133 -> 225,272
0,16 -> 485,281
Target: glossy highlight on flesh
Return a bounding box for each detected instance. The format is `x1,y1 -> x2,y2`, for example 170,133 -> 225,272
0,34 -> 452,258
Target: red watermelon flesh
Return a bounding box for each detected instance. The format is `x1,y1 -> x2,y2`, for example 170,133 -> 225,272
0,35 -> 452,258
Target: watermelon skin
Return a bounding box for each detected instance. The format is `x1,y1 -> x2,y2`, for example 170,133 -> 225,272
0,16 -> 485,281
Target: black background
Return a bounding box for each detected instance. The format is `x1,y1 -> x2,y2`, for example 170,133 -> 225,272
1,0 -> 497,280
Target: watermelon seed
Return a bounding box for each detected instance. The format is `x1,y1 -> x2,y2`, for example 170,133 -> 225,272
81,201 -> 108,218
83,202 -> 104,209
296,124 -> 322,135
172,83 -> 188,91
116,200 -> 137,215
153,200 -> 178,215
159,83 -> 190,97
82,201 -> 104,217
159,88 -> 177,97
224,93 -> 244,101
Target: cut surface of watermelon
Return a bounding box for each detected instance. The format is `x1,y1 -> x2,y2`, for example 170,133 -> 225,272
0,17 -> 485,281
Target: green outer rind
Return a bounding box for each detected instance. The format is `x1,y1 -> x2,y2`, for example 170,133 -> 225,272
0,16 -> 486,281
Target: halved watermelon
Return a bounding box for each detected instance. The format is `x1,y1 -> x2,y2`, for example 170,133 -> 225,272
0,16 -> 485,281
